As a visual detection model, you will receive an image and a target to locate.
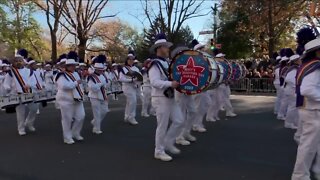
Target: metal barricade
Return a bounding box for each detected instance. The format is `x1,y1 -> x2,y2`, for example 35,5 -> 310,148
230,78 -> 276,93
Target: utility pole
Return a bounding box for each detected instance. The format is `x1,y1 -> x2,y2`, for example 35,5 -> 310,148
212,3 -> 218,42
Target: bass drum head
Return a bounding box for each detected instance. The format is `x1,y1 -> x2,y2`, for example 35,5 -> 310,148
202,52 -> 218,86
217,63 -> 225,84
170,50 -> 211,95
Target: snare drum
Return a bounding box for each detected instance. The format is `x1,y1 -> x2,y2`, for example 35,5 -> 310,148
0,95 -> 20,108
20,93 -> 34,104
34,91 -> 48,103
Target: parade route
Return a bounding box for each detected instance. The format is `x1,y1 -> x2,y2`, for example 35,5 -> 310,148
0,95 -> 297,180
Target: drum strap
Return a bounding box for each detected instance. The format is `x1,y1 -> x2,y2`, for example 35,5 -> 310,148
150,60 -> 170,79
65,72 -> 83,100
296,59 -> 320,107
11,68 -> 30,93
89,73 -> 107,101
34,74 -> 43,90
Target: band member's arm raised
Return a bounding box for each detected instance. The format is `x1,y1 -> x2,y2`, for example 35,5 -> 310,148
300,69 -> 320,101
149,64 -> 172,89
118,67 -> 136,83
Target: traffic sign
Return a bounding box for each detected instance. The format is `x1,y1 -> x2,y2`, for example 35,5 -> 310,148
199,30 -> 214,35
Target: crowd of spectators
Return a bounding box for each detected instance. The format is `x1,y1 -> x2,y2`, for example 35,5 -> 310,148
242,58 -> 275,79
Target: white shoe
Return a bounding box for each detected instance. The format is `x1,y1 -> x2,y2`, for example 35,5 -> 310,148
27,126 -> 36,132
18,131 -> 26,136
185,134 -> 197,142
226,112 -> 237,117
93,129 -> 103,134
215,116 -> 221,120
220,107 -> 225,111
176,138 -> 190,146
64,138 -> 75,145
73,135 -> 84,141
141,113 -> 150,117
154,152 -> 172,162
166,146 -> 181,155
206,118 -> 216,122
192,126 -> 207,133
128,119 -> 139,125
36,109 -> 40,114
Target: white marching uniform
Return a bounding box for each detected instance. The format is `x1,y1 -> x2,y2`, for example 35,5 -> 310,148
55,71 -> 85,142
278,67 -> 289,120
283,67 -> 298,129
88,73 -> 109,133
119,66 -> 140,124
274,66 -> 281,114
149,58 -> 184,156
44,70 -> 55,91
141,71 -> 154,116
175,91 -> 197,140
206,89 -> 220,121
3,67 -> 37,134
0,71 -> 6,96
219,83 -> 236,116
292,68 -> 320,180
193,91 -> 210,129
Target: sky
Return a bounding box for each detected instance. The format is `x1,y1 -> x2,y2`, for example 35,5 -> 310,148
33,0 -> 217,44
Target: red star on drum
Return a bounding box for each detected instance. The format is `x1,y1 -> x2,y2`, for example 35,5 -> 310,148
176,57 -> 205,86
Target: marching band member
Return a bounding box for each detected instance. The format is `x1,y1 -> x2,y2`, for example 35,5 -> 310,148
216,53 -> 237,117
273,53 -> 282,115
283,54 -> 300,129
87,56 -> 109,134
171,46 -> 198,146
44,62 -> 55,91
110,62 -> 121,100
118,51 -> 140,125
0,60 -> 6,96
191,39 -> 208,133
3,53 -> 37,135
55,51 -> 85,144
292,38 -> 320,180
148,33 -> 184,161
25,57 -> 44,129
134,59 -> 144,104
141,59 -> 155,117
277,48 -> 294,121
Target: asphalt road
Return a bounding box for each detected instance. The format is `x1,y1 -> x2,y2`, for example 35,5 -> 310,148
0,95 -> 298,180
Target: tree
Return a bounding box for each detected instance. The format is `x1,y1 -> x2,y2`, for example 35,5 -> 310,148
219,0 -> 307,57
33,0 -> 67,62
140,0 -> 209,45
60,0 -> 116,61
90,20 -> 142,62
0,0 -> 46,59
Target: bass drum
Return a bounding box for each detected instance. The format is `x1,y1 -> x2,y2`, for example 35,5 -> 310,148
170,50 -> 214,95
219,60 -> 233,81
240,63 -> 247,79
231,62 -> 242,81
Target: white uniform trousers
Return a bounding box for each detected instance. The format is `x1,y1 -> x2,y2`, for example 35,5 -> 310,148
292,109 -> 320,180
175,94 -> 197,137
59,101 -> 85,141
274,84 -> 281,114
122,85 -> 137,121
285,94 -> 298,128
294,109 -> 303,143
193,92 -> 210,128
220,85 -> 234,113
277,88 -> 288,119
90,98 -> 108,132
15,102 -> 38,133
141,86 -> 154,115
206,89 -> 220,121
152,97 -> 184,154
